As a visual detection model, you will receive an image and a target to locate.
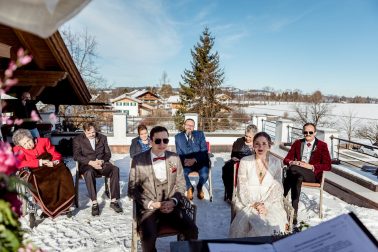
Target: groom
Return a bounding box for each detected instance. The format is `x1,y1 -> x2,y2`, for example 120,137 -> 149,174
128,126 -> 198,252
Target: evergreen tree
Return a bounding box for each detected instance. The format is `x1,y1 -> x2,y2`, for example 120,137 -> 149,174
176,27 -> 228,131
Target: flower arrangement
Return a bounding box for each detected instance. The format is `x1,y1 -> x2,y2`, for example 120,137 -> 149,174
0,48 -> 43,252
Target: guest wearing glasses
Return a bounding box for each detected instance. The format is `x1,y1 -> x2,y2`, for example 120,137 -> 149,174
283,122 -> 331,224
128,126 -> 198,252
175,119 -> 209,200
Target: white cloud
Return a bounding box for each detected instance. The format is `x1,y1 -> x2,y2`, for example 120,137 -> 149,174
64,0 -> 182,73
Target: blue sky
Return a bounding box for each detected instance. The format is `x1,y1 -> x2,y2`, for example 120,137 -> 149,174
65,0 -> 378,97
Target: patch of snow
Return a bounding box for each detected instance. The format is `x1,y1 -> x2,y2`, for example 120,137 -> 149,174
20,153 -> 378,251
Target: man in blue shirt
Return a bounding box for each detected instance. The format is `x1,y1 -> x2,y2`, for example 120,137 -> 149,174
175,119 -> 209,200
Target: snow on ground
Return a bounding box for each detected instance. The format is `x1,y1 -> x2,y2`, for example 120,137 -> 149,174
20,153 -> 378,252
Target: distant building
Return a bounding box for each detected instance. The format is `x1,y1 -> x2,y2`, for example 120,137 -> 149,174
128,89 -> 161,107
110,93 -> 155,116
216,93 -> 232,105
165,95 -> 181,115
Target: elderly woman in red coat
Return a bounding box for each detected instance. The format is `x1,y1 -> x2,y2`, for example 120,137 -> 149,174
12,129 -> 75,218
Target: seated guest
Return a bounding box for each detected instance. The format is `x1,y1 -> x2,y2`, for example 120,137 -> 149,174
222,124 -> 257,201
128,126 -> 198,252
129,124 -> 150,159
229,132 -> 287,237
73,122 -> 122,216
175,119 -> 209,200
12,129 -> 75,218
283,122 -> 331,224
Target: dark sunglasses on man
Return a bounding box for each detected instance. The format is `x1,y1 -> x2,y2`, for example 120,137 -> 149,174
303,131 -> 314,135
154,138 -> 169,144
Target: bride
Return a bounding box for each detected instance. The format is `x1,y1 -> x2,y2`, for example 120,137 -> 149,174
229,132 -> 288,237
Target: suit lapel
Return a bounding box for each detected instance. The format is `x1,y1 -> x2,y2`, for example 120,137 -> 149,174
145,150 -> 157,197
300,139 -> 305,161
166,152 -> 175,193
82,134 -> 94,151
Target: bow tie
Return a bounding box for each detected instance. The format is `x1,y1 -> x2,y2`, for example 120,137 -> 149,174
153,157 -> 166,162
307,143 -> 311,147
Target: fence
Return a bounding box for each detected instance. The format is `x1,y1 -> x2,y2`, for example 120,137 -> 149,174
125,116 -> 253,134
262,119 -> 276,141
287,125 -> 303,143
330,136 -> 378,168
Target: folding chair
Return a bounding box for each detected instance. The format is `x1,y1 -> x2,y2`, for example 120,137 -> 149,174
283,166 -> 328,219
188,141 -> 213,202
130,197 -> 197,252
231,161 -> 294,233
74,161 -> 110,208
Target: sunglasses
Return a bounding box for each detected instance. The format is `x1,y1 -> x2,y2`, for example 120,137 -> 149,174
303,131 -> 314,135
154,138 -> 169,144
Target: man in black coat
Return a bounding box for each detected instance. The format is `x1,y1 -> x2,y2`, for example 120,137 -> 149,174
73,122 -> 122,216
13,91 -> 42,137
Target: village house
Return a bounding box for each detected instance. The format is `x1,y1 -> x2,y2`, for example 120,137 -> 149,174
110,93 -> 155,116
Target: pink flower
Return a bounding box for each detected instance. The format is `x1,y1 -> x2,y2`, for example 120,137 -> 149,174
5,69 -> 13,78
8,61 -> 17,71
31,110 -> 40,121
20,55 -> 33,65
0,142 -> 18,175
17,48 -> 25,58
5,78 -> 18,86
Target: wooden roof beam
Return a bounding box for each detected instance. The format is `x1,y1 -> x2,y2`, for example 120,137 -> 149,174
0,69 -> 67,86
0,42 -> 11,58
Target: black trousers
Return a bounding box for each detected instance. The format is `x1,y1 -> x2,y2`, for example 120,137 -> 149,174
283,165 -> 316,213
139,208 -> 198,252
80,162 -> 120,201
222,159 -> 235,201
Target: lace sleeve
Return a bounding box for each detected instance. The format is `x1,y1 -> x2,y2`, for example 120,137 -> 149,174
269,156 -> 283,184
264,180 -> 284,209
235,158 -> 252,208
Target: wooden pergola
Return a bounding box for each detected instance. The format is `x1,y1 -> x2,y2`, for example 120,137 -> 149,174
0,23 -> 91,105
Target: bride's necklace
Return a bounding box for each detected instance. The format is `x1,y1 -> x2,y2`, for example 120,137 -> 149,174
256,156 -> 268,180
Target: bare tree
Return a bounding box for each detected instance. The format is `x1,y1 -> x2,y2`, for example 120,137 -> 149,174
293,90 -> 334,127
356,121 -> 378,144
61,27 -> 107,92
159,71 -> 170,85
338,110 -> 360,148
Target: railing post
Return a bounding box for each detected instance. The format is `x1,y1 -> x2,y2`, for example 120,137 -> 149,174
337,138 -> 340,160
330,135 -> 334,159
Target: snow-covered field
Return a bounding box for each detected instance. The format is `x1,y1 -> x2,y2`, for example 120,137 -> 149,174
21,153 -> 378,252
244,102 -> 378,123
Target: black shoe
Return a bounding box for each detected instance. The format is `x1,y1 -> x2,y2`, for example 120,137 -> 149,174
92,204 -> 100,216
293,213 -> 298,226
40,212 -> 49,219
110,202 -> 123,213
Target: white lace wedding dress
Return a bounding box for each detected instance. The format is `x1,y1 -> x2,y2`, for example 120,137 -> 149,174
229,154 -> 287,238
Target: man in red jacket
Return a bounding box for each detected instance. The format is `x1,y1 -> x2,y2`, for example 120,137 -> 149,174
283,123 -> 331,224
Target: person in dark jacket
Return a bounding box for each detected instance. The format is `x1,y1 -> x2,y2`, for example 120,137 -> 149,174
129,124 -> 150,159
222,124 -> 258,201
13,92 -> 42,138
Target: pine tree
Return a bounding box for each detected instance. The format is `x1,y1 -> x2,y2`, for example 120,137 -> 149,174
176,27 -> 228,131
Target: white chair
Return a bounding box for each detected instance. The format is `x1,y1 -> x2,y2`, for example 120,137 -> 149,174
283,166 -> 328,219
